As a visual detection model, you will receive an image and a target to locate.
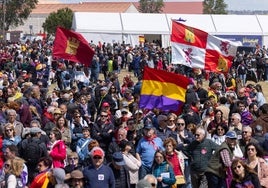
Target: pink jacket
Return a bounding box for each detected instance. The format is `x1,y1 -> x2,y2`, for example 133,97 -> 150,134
49,140 -> 66,168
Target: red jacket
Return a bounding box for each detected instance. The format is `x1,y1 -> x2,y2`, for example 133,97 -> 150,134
49,140 -> 66,168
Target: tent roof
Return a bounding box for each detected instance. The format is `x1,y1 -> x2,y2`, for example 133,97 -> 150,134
166,14 -> 216,33
72,12 -> 122,33
121,13 -> 169,34
212,15 -> 262,35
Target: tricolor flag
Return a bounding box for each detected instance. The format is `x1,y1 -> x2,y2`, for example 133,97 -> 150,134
53,27 -> 95,67
171,21 -> 240,73
139,67 -> 190,111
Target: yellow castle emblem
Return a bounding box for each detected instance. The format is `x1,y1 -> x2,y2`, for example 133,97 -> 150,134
65,37 -> 80,55
216,56 -> 228,72
184,28 -> 195,43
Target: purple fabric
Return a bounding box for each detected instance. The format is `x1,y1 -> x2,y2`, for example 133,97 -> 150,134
139,95 -> 184,111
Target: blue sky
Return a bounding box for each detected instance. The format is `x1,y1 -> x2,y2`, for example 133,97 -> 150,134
58,0 -> 268,11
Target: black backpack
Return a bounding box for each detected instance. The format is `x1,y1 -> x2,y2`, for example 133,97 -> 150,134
64,72 -> 71,80
23,138 -> 41,165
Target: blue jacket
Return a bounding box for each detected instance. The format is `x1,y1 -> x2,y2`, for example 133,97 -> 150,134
152,161 -> 176,188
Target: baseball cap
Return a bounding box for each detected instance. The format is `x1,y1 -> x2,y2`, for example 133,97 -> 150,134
225,131 -> 237,139
102,102 -> 110,107
144,124 -> 154,129
91,147 -> 104,157
30,127 -> 42,134
112,152 -> 125,166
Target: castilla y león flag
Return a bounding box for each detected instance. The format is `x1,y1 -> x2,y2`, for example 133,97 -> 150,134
53,27 -> 95,67
171,21 -> 240,73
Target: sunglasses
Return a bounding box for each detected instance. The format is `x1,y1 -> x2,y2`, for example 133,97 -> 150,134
75,116 -> 81,118
68,157 -> 78,160
100,115 -> 108,117
247,148 -> 255,152
177,123 -> 185,126
233,165 -> 242,170
93,156 -> 102,159
5,129 -> 13,132
242,131 -> 248,134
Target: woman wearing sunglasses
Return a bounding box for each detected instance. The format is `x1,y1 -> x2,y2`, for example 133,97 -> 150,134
244,142 -> 268,188
230,158 -> 261,188
2,123 -> 21,152
3,157 -> 25,187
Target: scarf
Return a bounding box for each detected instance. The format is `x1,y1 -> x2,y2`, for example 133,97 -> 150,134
144,135 -> 158,150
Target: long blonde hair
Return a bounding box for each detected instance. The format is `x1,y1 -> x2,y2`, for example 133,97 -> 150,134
9,157 -> 25,177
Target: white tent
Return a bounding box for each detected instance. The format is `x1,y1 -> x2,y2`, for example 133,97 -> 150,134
72,12 -> 123,44
72,12 -> 268,47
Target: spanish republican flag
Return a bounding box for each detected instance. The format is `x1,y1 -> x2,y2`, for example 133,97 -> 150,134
53,27 -> 95,67
139,67 -> 190,111
171,21 -> 240,73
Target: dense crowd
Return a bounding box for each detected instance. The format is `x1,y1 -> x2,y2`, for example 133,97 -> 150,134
0,40 -> 267,188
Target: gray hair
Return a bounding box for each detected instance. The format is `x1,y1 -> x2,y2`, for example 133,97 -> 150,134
232,113 -> 241,122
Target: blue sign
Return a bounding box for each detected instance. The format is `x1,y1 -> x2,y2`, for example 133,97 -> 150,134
215,35 -> 262,47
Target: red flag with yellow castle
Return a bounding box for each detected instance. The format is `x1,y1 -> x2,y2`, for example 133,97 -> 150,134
53,27 -> 95,67
171,21 -> 240,73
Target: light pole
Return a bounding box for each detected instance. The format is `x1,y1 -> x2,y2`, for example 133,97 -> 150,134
2,0 -> 6,42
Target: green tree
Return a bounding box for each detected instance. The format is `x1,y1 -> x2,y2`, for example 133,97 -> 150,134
139,0 -> 164,13
0,0 -> 38,31
42,7 -> 73,35
203,0 -> 227,14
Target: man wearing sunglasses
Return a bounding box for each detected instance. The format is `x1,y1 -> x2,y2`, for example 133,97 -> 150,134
83,146 -> 115,188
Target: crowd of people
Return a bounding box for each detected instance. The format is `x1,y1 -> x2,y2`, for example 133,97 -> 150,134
0,40 -> 267,188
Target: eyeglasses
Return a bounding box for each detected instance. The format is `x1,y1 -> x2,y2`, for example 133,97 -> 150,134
177,123 -> 185,126
247,148 -> 255,152
100,115 -> 108,117
195,134 -> 200,137
242,131 -> 248,134
5,129 -> 13,132
93,156 -> 102,159
169,120 -> 175,122
68,157 -> 78,160
233,165 -> 242,170
75,116 -> 81,118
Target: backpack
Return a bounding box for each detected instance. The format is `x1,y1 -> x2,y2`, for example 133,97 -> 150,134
64,72 -> 71,80
22,138 -> 41,166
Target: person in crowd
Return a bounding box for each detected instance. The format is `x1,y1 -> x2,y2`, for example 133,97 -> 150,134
19,127 -> 48,183
170,117 -> 194,188
5,109 -> 24,137
252,84 -> 266,107
195,80 -> 208,104
108,151 -> 130,188
3,157 -> 26,187
78,94 -> 96,124
70,111 -> 88,152
76,126 -> 92,164
69,170 -> 85,188
230,158 -> 261,188
144,174 -> 158,188
253,125 -> 265,147
156,115 -> 172,141
211,124 -> 228,145
55,115 -> 71,147
225,73 -> 236,91
48,127 -> 66,168
236,100 -> 253,126
119,140 -> 141,188
164,137 -> 185,188
206,131 -> 238,187
229,113 -> 243,138
248,102 -> 259,120
83,146 -> 115,188
30,119 -> 50,145
29,157 -> 53,188
166,113 -> 177,132
244,142 -> 268,187
136,123 -> 164,179
91,110 -> 114,152
207,109 -> 227,138
184,126 -> 218,188
216,97 -> 230,122
250,103 -> 268,133
2,123 -> 21,152
238,126 -> 259,154
136,179 -> 153,188
151,149 -> 176,188
95,86 -> 116,114
65,152 -> 82,180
